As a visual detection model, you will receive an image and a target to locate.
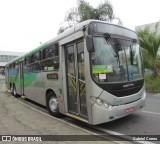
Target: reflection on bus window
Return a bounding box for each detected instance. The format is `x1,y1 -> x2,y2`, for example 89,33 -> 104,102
91,37 -> 143,83
42,43 -> 59,71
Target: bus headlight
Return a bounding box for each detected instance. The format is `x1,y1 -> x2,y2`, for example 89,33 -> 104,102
90,97 -> 103,106
90,96 -> 111,108
104,103 -> 109,108
96,99 -> 103,106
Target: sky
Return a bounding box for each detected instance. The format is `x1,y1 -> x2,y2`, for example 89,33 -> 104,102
0,0 -> 160,53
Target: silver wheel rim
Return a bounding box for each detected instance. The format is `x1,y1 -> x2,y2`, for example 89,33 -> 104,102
49,97 -> 58,112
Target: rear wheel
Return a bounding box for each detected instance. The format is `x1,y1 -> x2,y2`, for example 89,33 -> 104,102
46,92 -> 62,117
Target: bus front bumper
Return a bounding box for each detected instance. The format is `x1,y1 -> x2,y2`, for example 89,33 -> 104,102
91,92 -> 146,125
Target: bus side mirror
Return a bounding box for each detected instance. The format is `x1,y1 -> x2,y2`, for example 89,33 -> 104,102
86,35 -> 95,52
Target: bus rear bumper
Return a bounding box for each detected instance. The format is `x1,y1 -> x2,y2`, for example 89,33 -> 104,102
91,92 -> 146,125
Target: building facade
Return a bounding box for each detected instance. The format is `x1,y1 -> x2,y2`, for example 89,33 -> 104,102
0,51 -> 24,71
135,21 -> 160,33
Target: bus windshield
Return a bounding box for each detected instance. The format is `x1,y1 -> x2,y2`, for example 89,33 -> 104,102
91,36 -> 143,83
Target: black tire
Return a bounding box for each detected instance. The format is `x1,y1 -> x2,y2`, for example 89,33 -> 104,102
46,92 -> 62,117
12,85 -> 18,98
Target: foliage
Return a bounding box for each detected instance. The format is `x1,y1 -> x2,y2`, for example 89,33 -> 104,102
156,58 -> 160,71
137,23 -> 160,77
141,48 -> 152,69
58,0 -> 122,34
145,74 -> 160,92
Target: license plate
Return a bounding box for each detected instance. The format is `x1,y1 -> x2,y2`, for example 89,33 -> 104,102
125,107 -> 134,113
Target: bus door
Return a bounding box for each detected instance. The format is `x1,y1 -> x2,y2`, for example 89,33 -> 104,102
65,41 -> 87,118
19,61 -> 24,95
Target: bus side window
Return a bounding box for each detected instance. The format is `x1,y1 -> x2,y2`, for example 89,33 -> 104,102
12,63 -> 15,68
30,51 -> 41,72
26,56 -> 31,65
31,51 -> 41,63
42,43 -> 59,71
25,57 -> 31,73
31,62 -> 41,72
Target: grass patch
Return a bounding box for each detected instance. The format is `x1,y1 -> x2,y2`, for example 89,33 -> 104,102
145,74 -> 160,92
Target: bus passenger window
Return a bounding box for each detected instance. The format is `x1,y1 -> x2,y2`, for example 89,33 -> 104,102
26,56 -> 31,65
42,57 -> 59,71
30,51 -> 42,72
42,43 -> 59,71
31,51 -> 41,63
15,62 -> 19,68
31,62 -> 41,72
13,63 -> 15,68
43,43 -> 59,59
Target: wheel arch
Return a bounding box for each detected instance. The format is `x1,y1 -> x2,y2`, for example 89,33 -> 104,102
45,88 -> 62,117
45,89 -> 57,103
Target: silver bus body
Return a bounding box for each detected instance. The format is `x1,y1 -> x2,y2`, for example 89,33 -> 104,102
5,20 -> 146,125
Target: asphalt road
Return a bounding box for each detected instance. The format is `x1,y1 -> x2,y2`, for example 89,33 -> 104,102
97,92 -> 160,135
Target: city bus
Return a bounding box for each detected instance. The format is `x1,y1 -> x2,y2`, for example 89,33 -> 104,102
5,20 -> 146,125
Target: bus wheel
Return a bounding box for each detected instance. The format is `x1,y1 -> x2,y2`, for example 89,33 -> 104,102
13,85 -> 18,98
46,92 -> 62,117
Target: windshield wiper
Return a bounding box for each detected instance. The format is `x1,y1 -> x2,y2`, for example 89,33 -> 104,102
104,33 -> 122,66
104,33 -> 112,44
104,33 -> 118,57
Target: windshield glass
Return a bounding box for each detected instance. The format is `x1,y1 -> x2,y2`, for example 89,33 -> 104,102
91,37 -> 143,83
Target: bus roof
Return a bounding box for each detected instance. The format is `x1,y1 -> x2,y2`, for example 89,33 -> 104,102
6,19 -> 136,66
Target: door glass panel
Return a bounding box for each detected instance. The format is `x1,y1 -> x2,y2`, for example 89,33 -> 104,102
66,45 -> 78,114
77,42 -> 87,117
66,42 -> 87,118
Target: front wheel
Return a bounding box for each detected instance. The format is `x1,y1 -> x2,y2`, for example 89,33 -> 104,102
46,92 -> 62,117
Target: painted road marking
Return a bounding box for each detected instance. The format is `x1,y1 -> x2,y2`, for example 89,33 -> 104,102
142,111 -> 160,115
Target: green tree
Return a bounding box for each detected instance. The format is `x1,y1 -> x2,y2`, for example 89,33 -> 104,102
137,23 -> 160,77
58,0 -> 122,34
